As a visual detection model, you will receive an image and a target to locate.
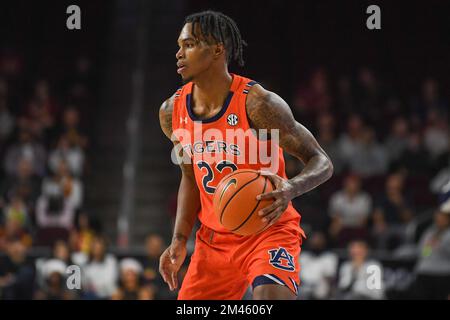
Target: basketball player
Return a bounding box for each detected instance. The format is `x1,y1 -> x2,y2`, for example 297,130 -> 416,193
159,11 -> 333,300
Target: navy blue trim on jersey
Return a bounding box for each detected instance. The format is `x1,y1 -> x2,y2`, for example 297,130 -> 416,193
289,277 -> 299,295
252,274 -> 288,290
186,91 -> 234,123
243,81 -> 258,94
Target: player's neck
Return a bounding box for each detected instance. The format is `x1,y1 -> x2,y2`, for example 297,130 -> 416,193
192,68 -> 233,109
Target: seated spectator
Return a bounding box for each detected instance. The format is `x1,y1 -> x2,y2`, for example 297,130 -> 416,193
142,233 -> 164,283
0,238 -> 35,299
355,67 -> 385,124
410,77 -> 448,122
336,240 -> 384,300
82,235 -> 118,299
385,117 -> 410,162
50,240 -> 74,266
58,106 -> 88,150
69,212 -> 95,256
411,195 -> 450,299
35,196 -> 75,235
347,127 -> 388,177
35,160 -> 83,232
34,259 -> 77,300
35,240 -> 79,291
48,135 -> 85,177
112,258 -> 155,300
337,114 -> 365,169
372,173 -> 414,250
328,174 -> 372,247
23,79 -> 59,142
3,129 -> 46,177
43,160 -> 83,209
299,232 -> 338,300
395,132 -> 432,175
293,67 -> 332,120
423,109 -> 449,160
141,233 -> 169,298
0,158 -> 41,212
0,213 -> 32,251
2,194 -> 31,231
316,112 -> 344,174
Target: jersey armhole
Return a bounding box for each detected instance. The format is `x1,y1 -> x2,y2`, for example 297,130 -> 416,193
242,80 -> 259,127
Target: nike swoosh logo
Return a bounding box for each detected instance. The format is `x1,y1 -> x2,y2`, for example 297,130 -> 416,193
219,178 -> 237,206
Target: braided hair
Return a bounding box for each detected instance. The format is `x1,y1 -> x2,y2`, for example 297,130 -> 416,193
184,10 -> 246,66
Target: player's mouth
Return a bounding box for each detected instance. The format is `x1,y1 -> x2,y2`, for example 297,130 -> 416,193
177,62 -> 187,74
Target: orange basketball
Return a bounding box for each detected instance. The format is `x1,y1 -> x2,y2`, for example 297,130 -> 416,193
213,169 -> 275,236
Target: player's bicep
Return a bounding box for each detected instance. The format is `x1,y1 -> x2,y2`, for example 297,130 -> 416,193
159,95 -> 196,181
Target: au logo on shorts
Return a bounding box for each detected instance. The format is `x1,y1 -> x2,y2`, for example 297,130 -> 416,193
268,247 -> 295,272
227,113 -> 238,126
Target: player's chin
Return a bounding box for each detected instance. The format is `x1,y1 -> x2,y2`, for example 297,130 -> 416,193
181,74 -> 194,84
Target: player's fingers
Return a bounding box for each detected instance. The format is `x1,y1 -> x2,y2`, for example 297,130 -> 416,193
259,171 -> 282,185
258,200 -> 282,216
171,271 -> 178,290
160,269 -> 170,287
265,208 -> 284,225
159,262 -> 171,285
163,266 -> 173,290
256,190 -> 281,201
260,207 -> 279,222
268,213 -> 282,226
265,204 -> 287,222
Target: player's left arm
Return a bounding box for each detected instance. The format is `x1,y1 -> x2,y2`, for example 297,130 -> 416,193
246,84 -> 334,225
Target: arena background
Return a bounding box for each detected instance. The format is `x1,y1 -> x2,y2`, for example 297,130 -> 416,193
0,0 -> 449,300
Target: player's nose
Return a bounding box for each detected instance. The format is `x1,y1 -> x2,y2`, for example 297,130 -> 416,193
175,47 -> 183,60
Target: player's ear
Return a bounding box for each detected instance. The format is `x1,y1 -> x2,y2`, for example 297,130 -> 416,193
213,43 -> 226,59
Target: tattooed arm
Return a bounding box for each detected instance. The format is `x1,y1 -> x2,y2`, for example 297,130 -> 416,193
158,95 -> 200,291
246,84 -> 334,225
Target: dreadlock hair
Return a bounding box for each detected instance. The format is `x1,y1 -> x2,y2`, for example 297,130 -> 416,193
184,10 -> 247,67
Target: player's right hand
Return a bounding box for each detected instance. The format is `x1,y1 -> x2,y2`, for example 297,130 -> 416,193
159,240 -> 187,291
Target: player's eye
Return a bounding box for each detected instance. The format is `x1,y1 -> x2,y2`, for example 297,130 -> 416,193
185,43 -> 194,48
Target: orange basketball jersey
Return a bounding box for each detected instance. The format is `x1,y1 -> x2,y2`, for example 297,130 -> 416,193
172,73 -> 305,236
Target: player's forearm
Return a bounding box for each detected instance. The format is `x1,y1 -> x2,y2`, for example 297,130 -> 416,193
172,175 -> 201,244
288,153 -> 333,198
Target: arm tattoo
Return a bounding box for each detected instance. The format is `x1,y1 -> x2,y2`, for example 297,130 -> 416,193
159,95 -> 195,178
159,95 -> 174,140
246,85 -> 334,197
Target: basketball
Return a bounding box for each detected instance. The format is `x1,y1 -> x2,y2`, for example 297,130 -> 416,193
213,169 -> 275,236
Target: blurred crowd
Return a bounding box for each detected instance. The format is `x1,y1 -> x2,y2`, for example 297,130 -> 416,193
0,50 -> 174,300
284,67 -> 450,300
1,50 -> 449,300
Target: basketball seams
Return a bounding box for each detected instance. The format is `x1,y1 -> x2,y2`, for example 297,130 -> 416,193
231,176 -> 269,233
216,169 -> 258,188
219,174 -> 261,224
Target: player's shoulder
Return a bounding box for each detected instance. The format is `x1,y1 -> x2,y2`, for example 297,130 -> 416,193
159,93 -> 177,139
160,94 -> 175,115
245,83 -> 290,118
245,83 -> 268,114
159,86 -> 184,115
